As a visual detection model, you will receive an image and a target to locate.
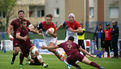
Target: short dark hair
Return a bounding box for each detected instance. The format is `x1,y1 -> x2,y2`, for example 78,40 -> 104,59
18,10 -> 24,14
46,14 -> 53,18
68,36 -> 74,41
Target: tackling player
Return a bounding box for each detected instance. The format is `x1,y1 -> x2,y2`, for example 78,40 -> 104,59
41,36 -> 104,69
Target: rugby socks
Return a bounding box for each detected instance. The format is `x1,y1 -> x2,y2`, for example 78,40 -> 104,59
55,50 -> 68,65
89,62 -> 100,69
11,53 -> 18,63
41,62 -> 44,66
19,53 -> 24,64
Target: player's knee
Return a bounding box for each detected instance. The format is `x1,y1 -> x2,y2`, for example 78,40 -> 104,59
32,47 -> 38,54
14,47 -> 20,53
37,55 -> 42,59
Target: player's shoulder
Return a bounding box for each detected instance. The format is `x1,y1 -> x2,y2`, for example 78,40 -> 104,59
11,18 -> 19,22
41,21 -> 46,25
74,20 -> 80,24
23,18 -> 30,23
72,42 -> 78,45
17,27 -> 22,31
65,21 -> 70,23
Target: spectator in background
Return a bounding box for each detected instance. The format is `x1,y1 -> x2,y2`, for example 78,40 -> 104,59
111,21 -> 119,58
94,24 -> 105,57
77,25 -> 86,55
104,24 -> 112,58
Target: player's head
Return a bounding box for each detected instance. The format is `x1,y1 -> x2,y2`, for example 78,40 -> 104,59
68,36 -> 74,41
18,10 -> 24,19
46,14 -> 53,25
68,13 -> 75,23
21,19 -> 27,29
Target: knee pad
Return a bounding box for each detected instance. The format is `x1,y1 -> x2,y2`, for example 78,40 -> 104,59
32,47 -> 38,54
37,55 -> 42,59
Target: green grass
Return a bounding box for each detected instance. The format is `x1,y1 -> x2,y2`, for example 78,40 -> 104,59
0,51 -> 121,69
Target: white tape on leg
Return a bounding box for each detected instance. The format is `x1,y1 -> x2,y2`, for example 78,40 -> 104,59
32,47 -> 38,54
37,55 -> 42,59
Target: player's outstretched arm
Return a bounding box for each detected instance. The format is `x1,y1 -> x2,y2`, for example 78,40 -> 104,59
30,28 -> 43,36
56,24 -> 63,31
79,47 -> 96,58
41,45 -> 59,49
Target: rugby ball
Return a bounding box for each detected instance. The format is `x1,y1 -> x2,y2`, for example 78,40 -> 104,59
46,28 -> 54,36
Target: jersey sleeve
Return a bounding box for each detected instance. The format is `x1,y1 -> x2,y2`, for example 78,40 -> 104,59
53,24 -> 57,33
10,20 -> 15,26
76,43 -> 80,49
26,20 -> 31,26
57,43 -> 63,48
37,22 -> 43,30
76,22 -> 81,28
62,21 -> 66,28
16,28 -> 21,33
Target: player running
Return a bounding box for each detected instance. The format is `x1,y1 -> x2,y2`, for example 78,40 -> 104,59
8,10 -> 34,65
16,20 -> 48,68
56,13 -> 82,44
36,14 -> 71,69
41,36 -> 104,69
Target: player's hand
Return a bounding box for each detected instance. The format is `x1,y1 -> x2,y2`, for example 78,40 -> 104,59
23,35 -> 28,41
38,33 -> 43,36
9,35 -> 13,41
41,45 -> 47,49
48,30 -> 53,35
91,55 -> 96,58
68,27 -> 74,32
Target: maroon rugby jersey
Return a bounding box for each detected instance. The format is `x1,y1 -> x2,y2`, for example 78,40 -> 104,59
10,18 -> 31,38
16,27 -> 33,49
58,41 -> 80,56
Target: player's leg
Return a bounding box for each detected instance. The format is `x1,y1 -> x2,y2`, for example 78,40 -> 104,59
48,42 -> 71,68
19,48 -> 29,65
11,46 -> 20,64
67,55 -> 81,69
19,53 -> 25,66
30,46 -> 48,68
81,56 -> 104,69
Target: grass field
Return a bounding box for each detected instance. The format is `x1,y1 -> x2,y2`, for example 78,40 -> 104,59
0,51 -> 121,69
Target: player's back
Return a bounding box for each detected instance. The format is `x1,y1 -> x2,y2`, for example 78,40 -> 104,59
58,41 -> 80,56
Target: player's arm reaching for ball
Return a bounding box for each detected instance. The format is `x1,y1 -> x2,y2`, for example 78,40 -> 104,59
79,47 -> 96,58
29,28 -> 43,36
41,45 -> 59,49
56,24 -> 63,31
